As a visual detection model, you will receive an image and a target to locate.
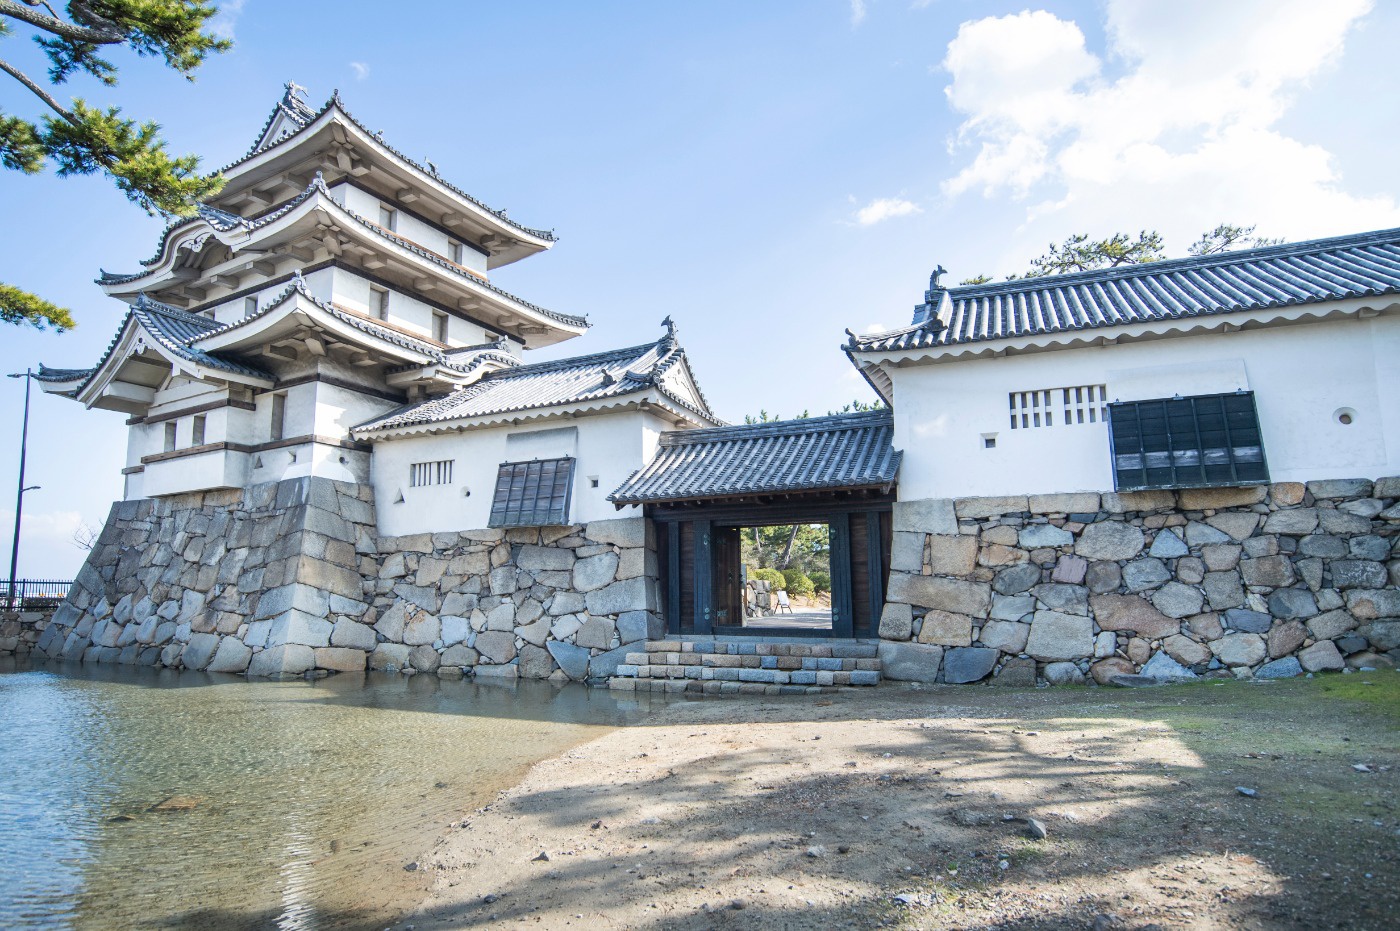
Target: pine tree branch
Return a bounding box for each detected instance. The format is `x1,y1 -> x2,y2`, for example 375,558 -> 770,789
0,0 -> 126,43
0,56 -> 78,122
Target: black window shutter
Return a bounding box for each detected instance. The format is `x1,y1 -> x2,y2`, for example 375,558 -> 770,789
1108,391 -> 1268,491
489,458 -> 576,527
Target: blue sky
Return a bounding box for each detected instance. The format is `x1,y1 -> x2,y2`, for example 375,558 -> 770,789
2,0 -> 1397,576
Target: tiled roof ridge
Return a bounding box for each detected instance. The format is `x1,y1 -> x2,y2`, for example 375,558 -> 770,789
476,338 -> 666,381
659,409 -> 892,447
220,86 -> 556,243
34,364 -> 94,382
948,225 -> 1400,297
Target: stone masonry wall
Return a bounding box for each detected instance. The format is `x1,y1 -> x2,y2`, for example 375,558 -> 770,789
0,607 -> 58,656
34,477 -> 663,681
361,519 -> 662,682
877,478 -> 1400,686
35,478 -> 377,676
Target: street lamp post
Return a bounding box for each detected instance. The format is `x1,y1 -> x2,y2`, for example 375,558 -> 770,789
7,370 -> 39,611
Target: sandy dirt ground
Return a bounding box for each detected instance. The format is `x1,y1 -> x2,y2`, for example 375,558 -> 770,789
402,673 -> 1399,930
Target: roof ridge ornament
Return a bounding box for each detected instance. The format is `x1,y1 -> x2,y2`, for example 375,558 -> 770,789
661,315 -> 678,343
911,265 -> 949,331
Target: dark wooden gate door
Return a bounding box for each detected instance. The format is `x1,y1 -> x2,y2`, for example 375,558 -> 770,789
711,525 -> 742,627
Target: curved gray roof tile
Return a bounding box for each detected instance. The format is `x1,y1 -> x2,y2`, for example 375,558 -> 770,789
848,226 -> 1400,353
609,410 -> 900,504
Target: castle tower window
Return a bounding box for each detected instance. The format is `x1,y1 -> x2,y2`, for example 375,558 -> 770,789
191,415 -> 206,446
163,422 -> 177,452
378,204 -> 397,232
432,310 -> 448,343
448,240 -> 464,265
270,393 -> 286,442
244,295 -> 258,316
370,286 -> 389,321
489,458 -> 575,528
1108,391 -> 1268,491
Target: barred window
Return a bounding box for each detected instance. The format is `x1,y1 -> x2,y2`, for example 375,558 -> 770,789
1009,384 -> 1107,429
409,459 -> 454,487
489,458 -> 575,528
1108,391 -> 1268,491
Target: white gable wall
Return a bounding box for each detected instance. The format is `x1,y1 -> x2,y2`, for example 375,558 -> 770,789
370,410 -> 673,537
891,315 -> 1398,500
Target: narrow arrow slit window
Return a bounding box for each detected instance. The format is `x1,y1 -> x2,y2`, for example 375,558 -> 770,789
409,459 -> 454,487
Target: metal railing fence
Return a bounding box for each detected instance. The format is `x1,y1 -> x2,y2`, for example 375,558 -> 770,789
2,579 -> 73,611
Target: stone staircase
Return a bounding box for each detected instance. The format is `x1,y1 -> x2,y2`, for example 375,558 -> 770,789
607,637 -> 882,694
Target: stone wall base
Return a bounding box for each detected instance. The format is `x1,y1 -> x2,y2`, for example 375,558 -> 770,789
35,477 -> 663,681
0,608 -> 57,655
879,479 -> 1400,686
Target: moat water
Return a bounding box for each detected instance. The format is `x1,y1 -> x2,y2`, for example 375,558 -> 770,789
0,659 -> 663,930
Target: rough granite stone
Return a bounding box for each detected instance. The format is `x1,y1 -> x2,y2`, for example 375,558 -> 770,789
1043,661 -> 1085,685
1075,522 -> 1145,561
546,640 -> 591,680
1085,561 -> 1122,594
991,657 -> 1037,686
1152,581 -> 1205,619
1148,530 -> 1189,558
1025,611 -> 1094,661
1020,524 -> 1074,548
955,496 -> 1028,520
1090,594 -> 1178,638
1256,656 -> 1304,679
1051,555 -> 1088,584
1305,609 -> 1357,640
1298,639 -> 1344,672
979,619 -> 1030,653
893,498 -> 958,534
1141,650 -> 1197,680
916,610 -> 973,647
877,641 -> 943,683
1267,588 -> 1319,619
1211,633 -> 1267,667
1240,556 -> 1296,588
1123,558 -> 1172,592
1031,583 -> 1089,615
474,631 -> 516,665
942,646 -> 999,683
926,534 -> 979,575
206,637 -> 253,673
887,575 -> 991,617
991,563 -> 1042,596
878,602 -> 913,640
990,594 -> 1035,621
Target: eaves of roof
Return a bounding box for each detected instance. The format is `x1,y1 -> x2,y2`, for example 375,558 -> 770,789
353,337 -> 718,436
220,89 -> 556,245
847,226 -> 1400,354
609,409 -> 901,505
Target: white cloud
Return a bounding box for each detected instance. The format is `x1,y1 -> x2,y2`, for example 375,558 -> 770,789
855,197 -> 922,225
939,0 -> 1400,249
349,61 -> 371,81
850,0 -> 867,26
209,0 -> 245,41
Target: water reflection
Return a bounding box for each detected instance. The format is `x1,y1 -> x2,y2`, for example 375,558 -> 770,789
0,659 -> 667,930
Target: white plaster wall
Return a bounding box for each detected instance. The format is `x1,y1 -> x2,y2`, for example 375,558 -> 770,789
891,316 -> 1399,500
312,380 -> 398,440
330,268 -> 495,347
143,448 -> 250,496
335,183 -> 490,276
207,265 -> 332,324
371,412 -> 657,536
